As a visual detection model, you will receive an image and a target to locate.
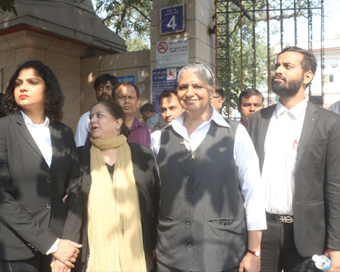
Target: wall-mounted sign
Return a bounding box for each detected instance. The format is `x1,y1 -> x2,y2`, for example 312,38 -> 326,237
116,75 -> 135,84
151,67 -> 182,114
156,37 -> 188,68
160,4 -> 185,35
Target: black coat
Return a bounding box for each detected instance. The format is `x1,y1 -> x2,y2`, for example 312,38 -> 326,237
76,143 -> 159,272
0,112 -> 82,260
248,102 -> 340,256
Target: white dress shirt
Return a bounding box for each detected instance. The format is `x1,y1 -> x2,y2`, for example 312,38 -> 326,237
75,111 -> 90,147
262,99 -> 307,215
151,108 -> 267,231
21,111 -> 59,254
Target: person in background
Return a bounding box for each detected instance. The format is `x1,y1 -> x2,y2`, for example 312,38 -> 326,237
248,46 -> 340,272
238,88 -> 264,128
140,103 -> 159,130
0,93 -> 6,118
328,100 -> 340,115
112,82 -> 151,147
75,74 -> 118,147
151,63 -> 266,272
152,89 -> 183,132
211,84 -> 224,112
0,60 -> 82,272
76,101 -> 159,272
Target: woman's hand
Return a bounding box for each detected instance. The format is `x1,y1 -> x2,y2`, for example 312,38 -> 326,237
51,239 -> 82,268
50,256 -> 71,272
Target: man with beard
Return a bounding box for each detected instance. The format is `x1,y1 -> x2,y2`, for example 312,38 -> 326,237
75,74 -> 118,146
248,46 -> 340,272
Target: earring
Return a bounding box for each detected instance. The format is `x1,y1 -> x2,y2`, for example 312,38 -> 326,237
116,127 -> 119,130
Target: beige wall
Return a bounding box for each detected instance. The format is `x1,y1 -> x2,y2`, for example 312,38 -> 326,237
80,50 -> 151,117
0,30 -> 87,131
0,0 -> 216,133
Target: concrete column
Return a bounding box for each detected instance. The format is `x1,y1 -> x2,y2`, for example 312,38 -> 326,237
150,0 -> 215,70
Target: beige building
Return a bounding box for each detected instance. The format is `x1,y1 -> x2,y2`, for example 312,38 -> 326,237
0,0 -> 215,131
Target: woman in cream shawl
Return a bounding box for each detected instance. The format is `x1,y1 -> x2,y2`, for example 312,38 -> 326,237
76,101 -> 159,272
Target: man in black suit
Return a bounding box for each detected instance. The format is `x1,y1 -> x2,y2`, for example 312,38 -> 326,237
248,46 -> 340,271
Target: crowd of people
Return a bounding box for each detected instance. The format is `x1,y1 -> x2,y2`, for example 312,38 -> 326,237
0,46 -> 340,272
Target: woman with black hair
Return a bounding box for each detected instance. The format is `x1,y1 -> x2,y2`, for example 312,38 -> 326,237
76,101 -> 159,272
0,60 -> 82,272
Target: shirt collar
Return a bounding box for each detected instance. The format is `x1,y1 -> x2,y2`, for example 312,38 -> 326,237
131,117 -> 143,130
275,99 -> 307,119
21,110 -> 50,127
171,106 -> 230,132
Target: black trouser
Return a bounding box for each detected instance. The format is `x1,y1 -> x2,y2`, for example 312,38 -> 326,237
261,213 -> 320,272
157,260 -> 237,272
0,254 -> 52,272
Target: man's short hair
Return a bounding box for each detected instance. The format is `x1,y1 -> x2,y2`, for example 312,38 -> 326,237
94,74 -> 119,91
140,103 -> 156,113
112,82 -> 140,99
215,85 -> 224,98
238,88 -> 264,104
159,89 -> 177,105
278,46 -> 317,75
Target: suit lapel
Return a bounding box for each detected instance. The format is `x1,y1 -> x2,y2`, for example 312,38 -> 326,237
49,122 -> 60,170
295,102 -> 318,168
15,112 -> 47,165
258,105 -> 276,171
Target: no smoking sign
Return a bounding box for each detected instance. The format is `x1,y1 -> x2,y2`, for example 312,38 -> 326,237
158,41 -> 168,54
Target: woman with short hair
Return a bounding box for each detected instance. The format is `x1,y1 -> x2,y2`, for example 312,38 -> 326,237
151,62 -> 266,272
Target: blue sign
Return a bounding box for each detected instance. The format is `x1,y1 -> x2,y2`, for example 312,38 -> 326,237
116,75 -> 135,84
160,4 -> 185,35
152,67 -> 182,115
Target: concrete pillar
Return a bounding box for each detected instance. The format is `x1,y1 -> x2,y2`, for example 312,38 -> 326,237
150,0 -> 215,70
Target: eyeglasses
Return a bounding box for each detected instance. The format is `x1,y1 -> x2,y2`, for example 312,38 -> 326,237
213,96 -> 221,99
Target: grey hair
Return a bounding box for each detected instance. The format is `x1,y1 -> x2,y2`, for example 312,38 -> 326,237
177,62 -> 215,90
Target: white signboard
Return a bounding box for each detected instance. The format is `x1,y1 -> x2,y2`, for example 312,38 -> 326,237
156,38 -> 188,68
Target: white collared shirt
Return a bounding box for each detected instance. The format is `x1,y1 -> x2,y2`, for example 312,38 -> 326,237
21,111 -> 52,167
151,107 -> 267,231
21,111 -> 58,254
262,99 -> 307,215
75,111 -> 90,147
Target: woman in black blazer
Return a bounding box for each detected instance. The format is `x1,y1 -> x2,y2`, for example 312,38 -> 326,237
76,101 -> 159,272
0,60 -> 82,272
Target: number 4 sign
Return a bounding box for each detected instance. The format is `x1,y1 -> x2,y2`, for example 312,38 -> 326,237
160,4 -> 185,35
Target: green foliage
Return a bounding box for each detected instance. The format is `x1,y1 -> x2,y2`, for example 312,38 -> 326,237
217,16 -> 268,115
126,35 -> 149,51
0,0 -> 17,16
94,0 -> 151,51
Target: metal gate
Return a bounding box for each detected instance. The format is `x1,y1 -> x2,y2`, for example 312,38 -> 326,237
214,0 -> 324,116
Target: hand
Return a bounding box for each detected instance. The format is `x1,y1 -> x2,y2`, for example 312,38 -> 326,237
238,252 -> 260,272
50,256 -> 71,272
325,248 -> 340,272
51,239 -> 82,268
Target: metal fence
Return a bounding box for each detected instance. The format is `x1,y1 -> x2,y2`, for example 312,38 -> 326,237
214,0 -> 324,116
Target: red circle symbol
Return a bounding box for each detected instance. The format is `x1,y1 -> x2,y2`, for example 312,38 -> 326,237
158,42 -> 168,54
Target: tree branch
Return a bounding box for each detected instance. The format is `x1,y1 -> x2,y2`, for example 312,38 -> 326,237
123,0 -> 151,22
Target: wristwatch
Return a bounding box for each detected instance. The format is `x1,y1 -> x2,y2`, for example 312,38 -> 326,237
247,249 -> 260,257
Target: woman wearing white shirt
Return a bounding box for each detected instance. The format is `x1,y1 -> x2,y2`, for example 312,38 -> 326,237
151,63 -> 266,272
0,60 -> 82,272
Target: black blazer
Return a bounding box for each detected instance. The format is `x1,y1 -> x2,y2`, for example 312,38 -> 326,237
248,102 -> 340,257
76,143 -> 159,272
0,112 -> 82,260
